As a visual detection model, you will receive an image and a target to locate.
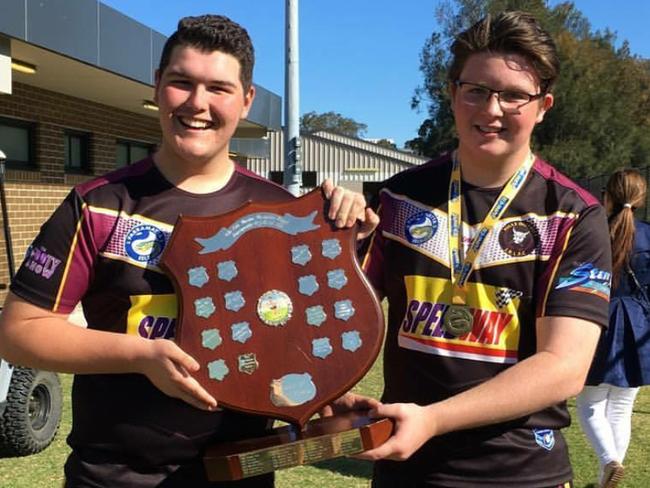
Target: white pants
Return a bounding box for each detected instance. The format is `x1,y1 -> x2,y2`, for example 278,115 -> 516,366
575,384 -> 640,481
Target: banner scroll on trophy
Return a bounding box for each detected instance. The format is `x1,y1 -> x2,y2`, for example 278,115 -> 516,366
161,188 -> 392,481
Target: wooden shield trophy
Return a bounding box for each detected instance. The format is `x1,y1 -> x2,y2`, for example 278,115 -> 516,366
160,189 -> 391,481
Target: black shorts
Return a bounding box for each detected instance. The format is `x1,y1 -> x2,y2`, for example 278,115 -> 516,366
64,450 -> 274,488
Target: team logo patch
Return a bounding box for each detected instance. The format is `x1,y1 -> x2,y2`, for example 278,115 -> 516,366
498,221 -> 538,257
125,224 -> 166,263
405,211 -> 438,245
555,263 -> 611,299
533,428 -> 555,451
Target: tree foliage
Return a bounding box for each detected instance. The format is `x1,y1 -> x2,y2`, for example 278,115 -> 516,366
375,139 -> 398,149
406,0 -> 650,178
300,111 -> 368,138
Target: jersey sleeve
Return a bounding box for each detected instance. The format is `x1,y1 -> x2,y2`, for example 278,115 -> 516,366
10,189 -> 97,314
538,204 -> 611,327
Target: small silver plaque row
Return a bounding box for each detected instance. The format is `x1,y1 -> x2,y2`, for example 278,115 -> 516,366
311,330 -> 363,359
187,260 -> 239,289
291,238 -> 342,267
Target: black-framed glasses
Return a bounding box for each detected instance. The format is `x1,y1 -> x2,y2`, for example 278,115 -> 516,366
454,80 -> 544,113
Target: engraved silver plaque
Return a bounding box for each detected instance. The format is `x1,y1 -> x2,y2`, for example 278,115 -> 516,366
195,297 -> 216,319
208,359 -> 229,381
217,260 -> 238,281
291,244 -> 312,266
298,275 -> 319,296
270,373 -> 317,407
341,330 -> 362,352
334,300 -> 355,321
312,338 -> 333,359
327,269 -> 348,290
305,305 -> 327,327
188,266 -> 209,288
224,291 -> 246,312
231,322 -> 253,343
322,239 -> 342,259
201,328 -> 223,350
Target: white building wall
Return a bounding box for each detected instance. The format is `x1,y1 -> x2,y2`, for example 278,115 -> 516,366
245,130 -> 428,191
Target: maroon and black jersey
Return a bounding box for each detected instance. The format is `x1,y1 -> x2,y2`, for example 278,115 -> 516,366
364,154 -> 611,487
11,157 -> 293,486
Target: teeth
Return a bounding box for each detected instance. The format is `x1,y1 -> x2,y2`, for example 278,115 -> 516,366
478,126 -> 502,133
179,117 -> 212,129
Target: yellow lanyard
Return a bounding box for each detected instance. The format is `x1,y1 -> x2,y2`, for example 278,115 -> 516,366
447,150 -> 534,306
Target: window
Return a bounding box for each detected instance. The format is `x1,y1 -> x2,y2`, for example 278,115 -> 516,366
0,117 -> 34,168
64,130 -> 90,172
268,171 -> 284,185
302,171 -> 317,187
116,140 -> 155,166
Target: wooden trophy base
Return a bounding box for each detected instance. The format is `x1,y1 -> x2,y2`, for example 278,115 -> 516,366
203,411 -> 394,481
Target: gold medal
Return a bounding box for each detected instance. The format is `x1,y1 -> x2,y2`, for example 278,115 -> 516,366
443,305 -> 474,337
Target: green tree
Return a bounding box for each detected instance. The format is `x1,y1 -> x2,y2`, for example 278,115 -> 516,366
375,138 -> 398,149
300,111 -> 368,138
406,0 -> 650,178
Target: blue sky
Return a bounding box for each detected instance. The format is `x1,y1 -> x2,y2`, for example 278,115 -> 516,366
101,0 -> 650,149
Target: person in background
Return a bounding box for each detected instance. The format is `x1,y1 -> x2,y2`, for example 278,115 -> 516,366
331,10 -> 612,488
0,14 -> 374,488
576,169 -> 650,488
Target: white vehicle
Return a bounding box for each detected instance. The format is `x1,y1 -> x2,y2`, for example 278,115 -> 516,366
0,149 -> 62,456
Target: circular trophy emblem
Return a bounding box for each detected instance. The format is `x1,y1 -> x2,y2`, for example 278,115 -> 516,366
498,221 -> 538,257
443,305 -> 474,337
257,290 -> 293,326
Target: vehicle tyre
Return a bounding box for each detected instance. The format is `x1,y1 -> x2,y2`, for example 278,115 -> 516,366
0,367 -> 62,457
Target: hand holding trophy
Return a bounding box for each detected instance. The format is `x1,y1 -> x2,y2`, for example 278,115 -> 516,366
161,188 -> 391,481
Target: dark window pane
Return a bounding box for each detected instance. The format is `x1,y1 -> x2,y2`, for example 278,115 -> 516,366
116,142 -> 129,167
64,132 -> 88,171
129,144 -> 149,163
0,124 -> 30,163
302,171 -> 317,187
269,171 -> 283,184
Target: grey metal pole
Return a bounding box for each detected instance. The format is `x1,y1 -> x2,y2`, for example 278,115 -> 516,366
283,0 -> 302,196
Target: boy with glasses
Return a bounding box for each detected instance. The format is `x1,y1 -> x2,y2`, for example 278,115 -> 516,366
342,10 -> 611,487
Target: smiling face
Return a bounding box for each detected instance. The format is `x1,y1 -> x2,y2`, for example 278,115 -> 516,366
154,45 -> 254,175
451,51 -> 553,170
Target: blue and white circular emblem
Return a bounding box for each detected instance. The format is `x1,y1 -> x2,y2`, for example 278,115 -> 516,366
405,211 -> 438,244
125,224 -> 166,263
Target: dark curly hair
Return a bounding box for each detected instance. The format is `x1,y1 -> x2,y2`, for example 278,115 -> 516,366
158,15 -> 254,91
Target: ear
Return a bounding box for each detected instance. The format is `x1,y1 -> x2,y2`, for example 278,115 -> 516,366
535,93 -> 554,123
153,69 -> 161,104
240,85 -> 256,119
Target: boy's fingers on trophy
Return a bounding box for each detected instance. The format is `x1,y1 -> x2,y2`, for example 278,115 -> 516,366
179,376 -> 218,411
357,208 -> 380,240
321,178 -> 335,199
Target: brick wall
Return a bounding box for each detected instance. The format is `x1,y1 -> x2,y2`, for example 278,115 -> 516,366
0,82 -> 162,303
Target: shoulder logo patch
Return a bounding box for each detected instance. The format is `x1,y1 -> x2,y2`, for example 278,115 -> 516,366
498,220 -> 538,257
405,211 -> 438,245
125,224 -> 166,263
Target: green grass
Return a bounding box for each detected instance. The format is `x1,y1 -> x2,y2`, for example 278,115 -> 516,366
1,366 -> 648,488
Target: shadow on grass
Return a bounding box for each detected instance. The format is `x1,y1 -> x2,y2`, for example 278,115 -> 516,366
311,457 -> 373,479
